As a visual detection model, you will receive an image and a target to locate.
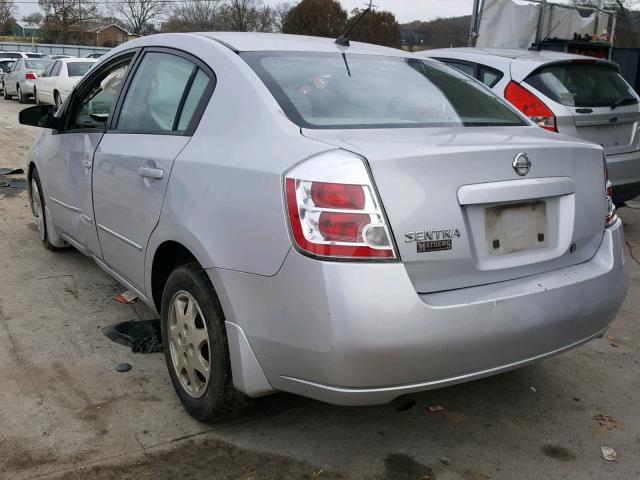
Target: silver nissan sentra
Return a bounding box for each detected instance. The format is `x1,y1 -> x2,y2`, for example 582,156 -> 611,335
20,32 -> 628,421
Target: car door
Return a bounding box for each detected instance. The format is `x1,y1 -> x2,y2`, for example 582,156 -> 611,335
46,61 -> 62,102
40,52 -> 137,255
38,61 -> 56,103
92,48 -> 215,292
5,60 -> 21,94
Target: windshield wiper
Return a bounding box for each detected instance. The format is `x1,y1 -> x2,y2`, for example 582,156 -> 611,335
611,96 -> 637,110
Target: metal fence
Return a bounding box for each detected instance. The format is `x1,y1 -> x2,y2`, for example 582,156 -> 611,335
0,41 -> 110,57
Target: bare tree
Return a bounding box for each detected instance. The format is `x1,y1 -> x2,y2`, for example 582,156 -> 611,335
0,0 -> 17,34
272,1 -> 293,32
39,0 -> 98,43
112,0 -> 166,35
221,0 -> 256,31
23,12 -> 44,24
571,0 -> 640,47
168,0 -> 223,31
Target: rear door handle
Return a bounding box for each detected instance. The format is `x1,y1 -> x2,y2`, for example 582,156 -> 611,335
138,167 -> 164,180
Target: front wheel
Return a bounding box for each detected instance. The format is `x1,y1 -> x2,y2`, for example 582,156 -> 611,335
3,84 -> 11,100
161,263 -> 240,422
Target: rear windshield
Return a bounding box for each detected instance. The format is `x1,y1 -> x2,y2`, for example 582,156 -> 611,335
67,62 -> 94,77
25,59 -> 51,70
525,63 -> 639,108
2,53 -> 23,59
0,60 -> 14,71
242,52 -> 525,129
26,53 -> 46,58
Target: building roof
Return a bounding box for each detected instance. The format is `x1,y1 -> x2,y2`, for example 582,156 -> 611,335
91,23 -> 132,35
15,21 -> 42,30
197,32 -> 408,56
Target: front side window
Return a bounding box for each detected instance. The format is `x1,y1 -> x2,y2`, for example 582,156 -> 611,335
117,52 -> 211,133
67,62 -> 94,77
0,60 -> 15,72
526,63 -> 639,108
243,52 -> 524,129
68,58 -> 131,130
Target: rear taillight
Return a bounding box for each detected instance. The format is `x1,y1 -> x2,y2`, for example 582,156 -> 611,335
284,151 -> 397,260
605,162 -> 617,228
24,72 -> 36,81
504,81 -> 557,132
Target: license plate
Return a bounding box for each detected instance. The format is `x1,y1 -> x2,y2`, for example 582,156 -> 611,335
485,202 -> 547,255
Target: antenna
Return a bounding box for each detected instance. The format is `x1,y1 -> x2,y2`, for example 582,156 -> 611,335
335,0 -> 377,47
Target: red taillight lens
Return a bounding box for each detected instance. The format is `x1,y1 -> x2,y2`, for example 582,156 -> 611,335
24,72 -> 37,80
605,163 -> 617,228
311,182 -> 365,210
504,81 -> 557,132
284,151 -> 397,260
318,212 -> 369,242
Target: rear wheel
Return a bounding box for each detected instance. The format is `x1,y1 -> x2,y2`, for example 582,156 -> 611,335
161,263 -> 239,422
30,169 -> 66,251
17,85 -> 26,104
54,91 -> 61,109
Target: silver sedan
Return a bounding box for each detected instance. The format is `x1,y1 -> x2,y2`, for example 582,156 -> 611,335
20,33 -> 627,421
3,58 -> 52,103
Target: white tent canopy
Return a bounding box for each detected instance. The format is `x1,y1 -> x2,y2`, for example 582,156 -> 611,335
476,0 -> 611,49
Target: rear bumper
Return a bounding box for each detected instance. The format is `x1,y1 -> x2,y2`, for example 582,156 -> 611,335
607,150 -> 640,203
211,219 -> 627,406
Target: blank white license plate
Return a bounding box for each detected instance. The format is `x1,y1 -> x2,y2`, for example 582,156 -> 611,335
485,202 -> 547,255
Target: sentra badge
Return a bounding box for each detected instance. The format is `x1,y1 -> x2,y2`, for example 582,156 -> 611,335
405,228 -> 460,253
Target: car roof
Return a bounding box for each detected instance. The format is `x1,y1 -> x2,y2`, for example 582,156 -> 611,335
419,47 -> 615,82
196,32 -> 409,57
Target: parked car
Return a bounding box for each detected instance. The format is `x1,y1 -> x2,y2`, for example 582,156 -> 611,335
35,58 -> 97,107
0,58 -> 16,94
417,48 -> 640,204
20,33 -> 627,421
0,51 -> 47,59
48,54 -> 74,60
2,58 -> 51,103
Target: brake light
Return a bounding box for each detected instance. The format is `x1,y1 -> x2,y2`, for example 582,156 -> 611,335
24,72 -> 36,80
605,162 -> 617,228
284,151 -> 397,260
504,81 -> 557,132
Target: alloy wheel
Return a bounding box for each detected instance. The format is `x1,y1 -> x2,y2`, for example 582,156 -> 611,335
30,179 -> 46,241
168,290 -> 211,399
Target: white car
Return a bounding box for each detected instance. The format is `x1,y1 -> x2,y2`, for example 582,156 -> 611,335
0,51 -> 48,59
417,48 -> 640,204
34,58 -> 97,107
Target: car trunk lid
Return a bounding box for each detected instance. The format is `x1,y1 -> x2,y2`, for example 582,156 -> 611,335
302,126 -> 606,293
521,60 -> 640,156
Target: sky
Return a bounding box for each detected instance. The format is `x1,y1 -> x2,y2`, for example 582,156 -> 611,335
16,0 -> 576,24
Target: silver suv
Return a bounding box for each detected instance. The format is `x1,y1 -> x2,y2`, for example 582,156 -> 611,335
419,48 -> 640,204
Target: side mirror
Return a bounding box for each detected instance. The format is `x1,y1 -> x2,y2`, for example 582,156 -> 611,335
19,105 -> 62,129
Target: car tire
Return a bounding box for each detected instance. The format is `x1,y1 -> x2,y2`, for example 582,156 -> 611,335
34,88 -> 40,106
161,263 -> 240,422
3,84 -> 11,100
30,169 -> 67,252
54,92 -> 61,109
17,85 -> 26,104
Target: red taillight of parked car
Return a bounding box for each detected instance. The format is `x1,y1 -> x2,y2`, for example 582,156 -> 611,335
24,72 -> 37,81
504,81 -> 557,132
285,151 -> 397,260
605,162 -> 617,228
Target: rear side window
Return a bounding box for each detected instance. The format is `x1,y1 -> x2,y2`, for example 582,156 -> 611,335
442,60 -> 474,77
51,61 -> 62,76
479,66 -> 503,88
243,52 -> 525,129
117,52 -> 211,133
67,62 -> 94,77
525,63 -> 639,108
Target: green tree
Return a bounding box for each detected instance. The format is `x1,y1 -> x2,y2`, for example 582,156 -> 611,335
348,8 -> 402,48
282,0 -> 347,38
